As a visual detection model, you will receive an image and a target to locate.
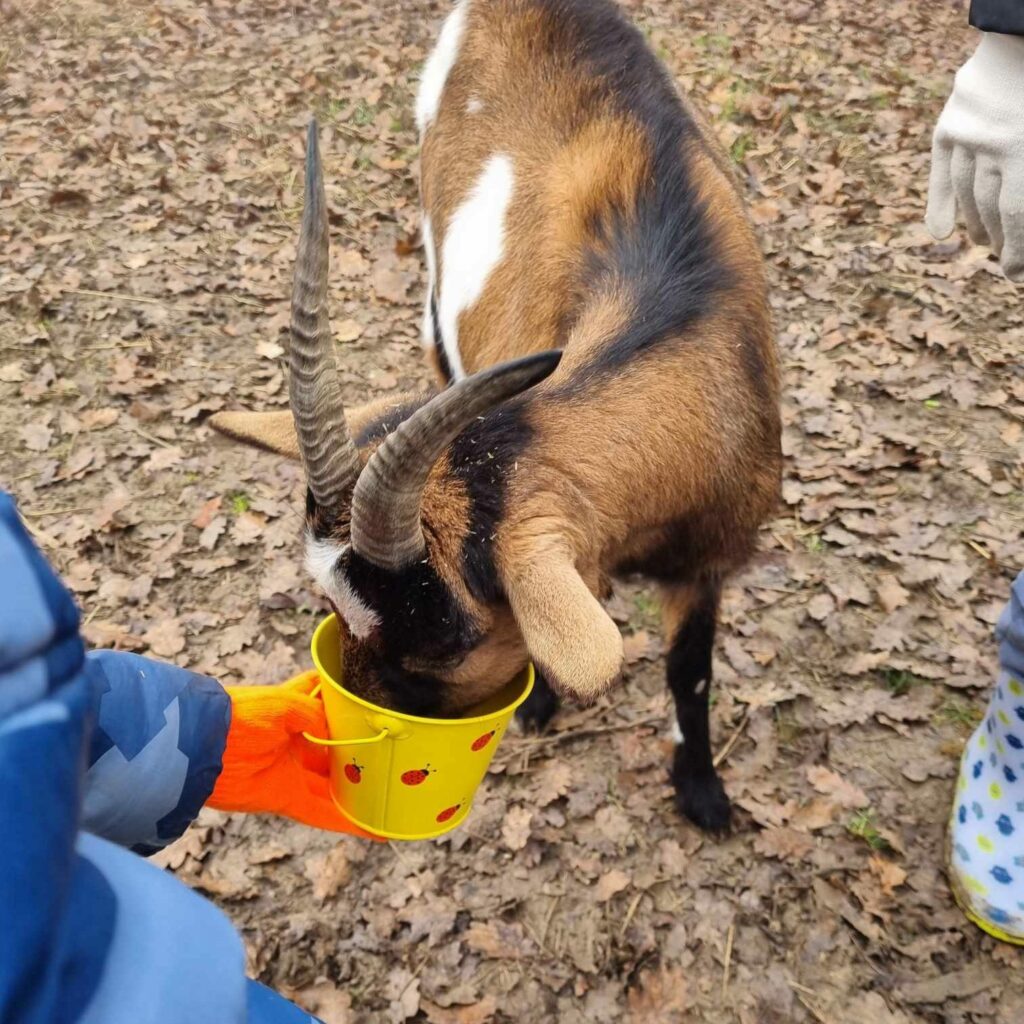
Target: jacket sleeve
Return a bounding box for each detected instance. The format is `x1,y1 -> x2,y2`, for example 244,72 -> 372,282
83,650 -> 230,855
970,0 -> 1024,34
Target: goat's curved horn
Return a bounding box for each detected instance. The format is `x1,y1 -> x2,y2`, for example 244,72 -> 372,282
289,120 -> 361,512
350,350 -> 562,570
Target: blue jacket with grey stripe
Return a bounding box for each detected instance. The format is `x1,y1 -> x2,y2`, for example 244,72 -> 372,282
0,491 -> 318,1024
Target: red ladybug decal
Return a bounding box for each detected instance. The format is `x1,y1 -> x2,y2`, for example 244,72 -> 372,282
344,760 -> 363,784
471,730 -> 496,752
436,804 -> 461,823
401,766 -> 432,786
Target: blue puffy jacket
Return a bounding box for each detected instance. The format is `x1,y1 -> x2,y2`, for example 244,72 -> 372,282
0,491 -> 319,1024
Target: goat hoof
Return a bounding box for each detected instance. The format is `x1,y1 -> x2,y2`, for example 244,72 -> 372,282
516,680 -> 560,732
672,764 -> 732,834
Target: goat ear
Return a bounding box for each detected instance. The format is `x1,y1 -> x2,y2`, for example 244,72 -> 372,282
502,540 -> 623,705
207,410 -> 301,460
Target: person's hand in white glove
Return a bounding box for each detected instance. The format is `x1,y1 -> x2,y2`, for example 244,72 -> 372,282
926,32 -> 1024,282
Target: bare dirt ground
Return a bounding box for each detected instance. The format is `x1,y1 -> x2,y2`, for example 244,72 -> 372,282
2,0 -> 1023,1020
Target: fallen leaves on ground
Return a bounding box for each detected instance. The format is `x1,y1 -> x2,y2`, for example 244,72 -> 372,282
2,0 -> 1021,1021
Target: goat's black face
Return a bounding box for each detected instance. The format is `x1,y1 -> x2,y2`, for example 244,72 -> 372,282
340,550 -> 478,716
314,540 -> 528,718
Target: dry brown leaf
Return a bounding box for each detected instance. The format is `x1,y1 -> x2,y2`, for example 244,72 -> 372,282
423,997 -> 497,1024
501,806 -> 533,851
876,575 -> 910,612
294,983 -> 352,1024
371,262 -> 414,304
143,617 -> 186,657
806,765 -> 870,809
868,853 -> 907,896
626,965 -> 689,1020
20,421 -> 53,451
533,761 -> 573,808
753,826 -> 815,861
595,868 -> 630,902
256,339 -> 284,359
191,496 -> 223,528
335,318 -> 364,342
0,361 -> 25,382
81,407 -> 119,429
465,921 -> 533,960
336,249 -> 368,277
143,445 -> 183,473
807,592 -> 835,622
305,843 -> 352,901
199,515 -> 227,550
789,797 -> 838,832
386,967 -> 420,1024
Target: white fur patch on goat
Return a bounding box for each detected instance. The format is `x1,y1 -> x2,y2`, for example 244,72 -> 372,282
466,96 -> 483,114
421,214 -> 437,351
438,153 -> 515,382
304,536 -> 381,639
671,720 -> 684,744
416,0 -> 468,133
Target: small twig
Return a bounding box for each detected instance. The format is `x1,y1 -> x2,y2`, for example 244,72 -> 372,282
965,538 -> 993,561
80,341 -> 152,352
713,707 -> 751,768
619,890 -> 645,939
793,991 -> 837,1024
500,713 -> 664,758
787,979 -> 817,997
21,505 -> 93,518
540,894 -> 561,949
520,914 -> 553,958
127,422 -> 176,449
65,286 -> 264,310
721,922 -> 735,998
20,518 -> 59,548
397,951 -> 429,1000
66,287 -> 165,305
794,515 -> 837,538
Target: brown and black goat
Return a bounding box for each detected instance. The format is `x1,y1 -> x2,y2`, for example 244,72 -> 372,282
211,0 -> 781,831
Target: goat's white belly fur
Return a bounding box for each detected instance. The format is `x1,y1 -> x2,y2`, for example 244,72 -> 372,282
436,153 -> 515,381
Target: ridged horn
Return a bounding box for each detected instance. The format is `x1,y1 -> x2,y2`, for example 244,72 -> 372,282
350,350 -> 563,570
289,119 -> 361,512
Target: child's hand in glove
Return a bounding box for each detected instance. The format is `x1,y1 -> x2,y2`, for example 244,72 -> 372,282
927,32 -> 1024,281
209,670 -> 381,838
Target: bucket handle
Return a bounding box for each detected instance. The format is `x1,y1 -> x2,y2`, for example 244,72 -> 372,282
302,727 -> 389,747
303,682 -> 390,746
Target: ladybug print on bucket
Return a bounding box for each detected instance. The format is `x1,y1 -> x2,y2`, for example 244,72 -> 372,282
436,804 -> 461,823
401,765 -> 433,786
344,760 -> 363,784
471,730 -> 496,752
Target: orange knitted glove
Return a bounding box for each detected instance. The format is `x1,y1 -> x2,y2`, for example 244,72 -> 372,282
208,670 -> 381,838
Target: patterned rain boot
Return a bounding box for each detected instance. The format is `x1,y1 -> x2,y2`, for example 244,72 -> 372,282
948,572 -> 1024,945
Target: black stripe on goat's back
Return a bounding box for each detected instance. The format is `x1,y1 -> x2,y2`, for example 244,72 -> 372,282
535,0 -> 733,374
354,396 -> 433,448
447,397 -> 535,603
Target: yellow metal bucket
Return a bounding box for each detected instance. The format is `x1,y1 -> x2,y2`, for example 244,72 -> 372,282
307,614 -> 534,840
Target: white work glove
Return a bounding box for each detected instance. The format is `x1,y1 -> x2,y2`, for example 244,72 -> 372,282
926,32 -> 1024,282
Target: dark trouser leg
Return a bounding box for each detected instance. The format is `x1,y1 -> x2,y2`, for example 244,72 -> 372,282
664,580 -> 731,832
